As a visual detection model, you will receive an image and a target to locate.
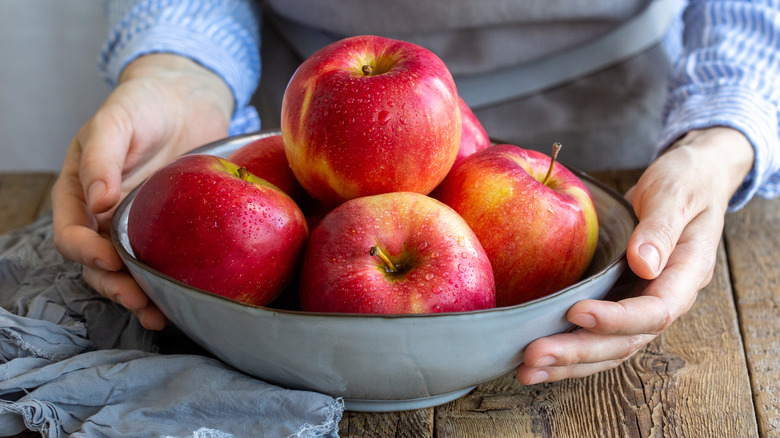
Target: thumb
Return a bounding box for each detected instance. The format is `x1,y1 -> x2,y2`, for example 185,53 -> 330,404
626,180 -> 701,281
78,107 -> 133,216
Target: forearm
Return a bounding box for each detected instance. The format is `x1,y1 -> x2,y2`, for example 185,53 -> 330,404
660,0 -> 780,210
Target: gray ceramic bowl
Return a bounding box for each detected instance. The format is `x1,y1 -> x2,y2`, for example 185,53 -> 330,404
111,130 -> 639,412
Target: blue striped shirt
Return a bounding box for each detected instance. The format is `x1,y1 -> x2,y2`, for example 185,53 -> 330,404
99,0 -> 780,210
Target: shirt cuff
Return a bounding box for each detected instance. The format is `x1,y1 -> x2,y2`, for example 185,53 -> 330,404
658,85 -> 780,211
99,2 -> 261,134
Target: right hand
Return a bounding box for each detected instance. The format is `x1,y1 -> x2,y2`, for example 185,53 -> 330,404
52,54 -> 235,330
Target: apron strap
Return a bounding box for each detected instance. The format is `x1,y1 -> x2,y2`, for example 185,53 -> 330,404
268,0 -> 677,109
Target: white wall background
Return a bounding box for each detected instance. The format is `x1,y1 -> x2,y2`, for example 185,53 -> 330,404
0,0 -> 111,172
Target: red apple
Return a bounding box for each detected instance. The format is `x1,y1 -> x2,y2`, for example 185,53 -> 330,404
128,154 -> 309,306
281,35 -> 462,206
227,134 -> 308,204
433,144 -> 599,306
299,192 -> 495,314
455,97 -> 491,165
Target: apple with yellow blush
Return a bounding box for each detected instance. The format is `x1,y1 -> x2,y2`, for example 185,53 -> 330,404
433,143 -> 598,306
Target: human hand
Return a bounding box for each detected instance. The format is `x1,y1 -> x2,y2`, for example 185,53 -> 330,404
516,126 -> 755,384
52,54 -> 234,330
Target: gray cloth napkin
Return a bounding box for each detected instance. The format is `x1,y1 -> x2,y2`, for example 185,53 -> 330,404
0,214 -> 343,438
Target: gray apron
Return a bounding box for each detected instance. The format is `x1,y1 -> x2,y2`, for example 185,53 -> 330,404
252,0 -> 674,171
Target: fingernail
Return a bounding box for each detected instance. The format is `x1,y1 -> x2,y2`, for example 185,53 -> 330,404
535,355 -> 556,367
114,294 -> 124,306
639,243 -> 661,275
88,180 -> 106,206
570,313 -> 597,328
528,370 -> 549,385
95,258 -> 113,271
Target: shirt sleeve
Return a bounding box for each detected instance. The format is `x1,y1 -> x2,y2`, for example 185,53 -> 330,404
658,0 -> 780,211
99,0 -> 262,135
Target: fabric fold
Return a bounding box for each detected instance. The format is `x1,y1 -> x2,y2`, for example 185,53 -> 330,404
0,215 -> 343,437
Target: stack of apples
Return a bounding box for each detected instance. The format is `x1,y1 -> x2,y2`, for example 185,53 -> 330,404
128,35 -> 599,314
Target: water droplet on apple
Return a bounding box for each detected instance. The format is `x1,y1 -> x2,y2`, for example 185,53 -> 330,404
461,252 -> 468,258
425,273 -> 434,281
433,305 -> 441,312
377,110 -> 391,125
457,264 -> 466,272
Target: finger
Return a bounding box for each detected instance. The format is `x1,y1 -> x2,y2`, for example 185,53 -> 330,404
83,265 -> 149,309
51,143 -> 124,271
521,329 -> 655,369
82,266 -> 167,330
567,207 -> 723,336
77,106 -> 133,216
628,184 -> 704,280
136,304 -> 168,331
517,358 -> 629,385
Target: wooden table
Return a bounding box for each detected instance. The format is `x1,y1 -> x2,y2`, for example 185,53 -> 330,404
2,170 -> 778,437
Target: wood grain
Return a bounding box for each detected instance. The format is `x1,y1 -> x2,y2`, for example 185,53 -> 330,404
0,172 -> 56,234
339,409 -> 434,437
725,197 -> 780,437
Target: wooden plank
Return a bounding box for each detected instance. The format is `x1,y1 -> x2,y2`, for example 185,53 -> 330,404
0,172 -> 57,234
433,241 -> 757,437
339,409 -> 434,437
724,197 -> 780,437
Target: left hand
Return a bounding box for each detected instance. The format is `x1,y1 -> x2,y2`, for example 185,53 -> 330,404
516,126 -> 755,384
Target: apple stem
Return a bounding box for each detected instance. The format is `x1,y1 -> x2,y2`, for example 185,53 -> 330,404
370,246 -> 398,273
237,167 -> 250,181
542,142 -> 562,186
362,65 -> 374,76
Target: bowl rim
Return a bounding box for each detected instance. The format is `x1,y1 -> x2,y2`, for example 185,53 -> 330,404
110,130 -> 639,320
